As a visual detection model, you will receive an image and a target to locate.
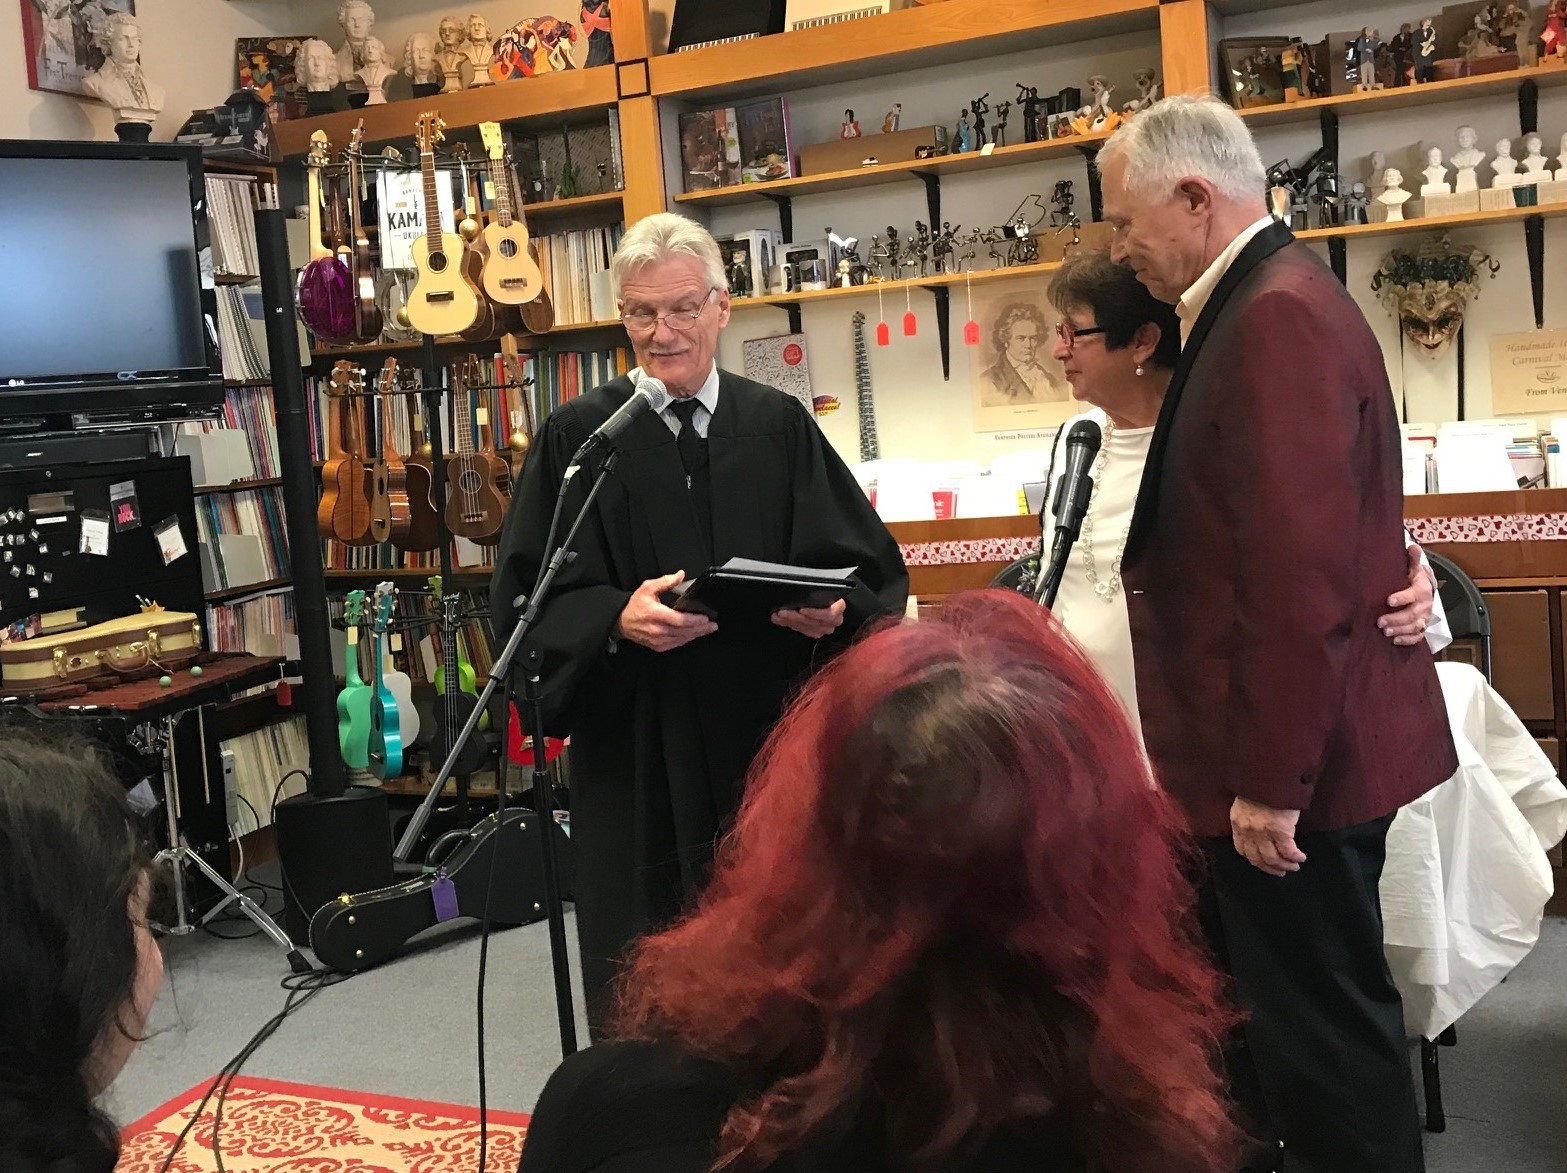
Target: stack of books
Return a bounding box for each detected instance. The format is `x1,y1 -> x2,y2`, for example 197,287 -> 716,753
206,585 -> 296,658
195,486 -> 290,591
534,224 -> 625,324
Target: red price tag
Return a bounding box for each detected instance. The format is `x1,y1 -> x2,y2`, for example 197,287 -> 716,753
903,312 -> 917,337
963,320 -> 981,346
875,321 -> 890,347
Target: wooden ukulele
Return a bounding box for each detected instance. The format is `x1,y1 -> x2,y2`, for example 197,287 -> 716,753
367,582 -> 404,780
366,359 -> 412,545
316,362 -> 377,547
477,121 -> 545,307
346,121 -> 384,343
443,357 -> 509,544
336,590 -> 373,770
296,131 -> 356,344
407,112 -> 492,339
394,363 -> 444,553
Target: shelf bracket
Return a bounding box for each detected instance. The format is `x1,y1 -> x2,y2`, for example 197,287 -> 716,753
1329,237 -> 1347,286
763,193 -> 793,243
1525,213 -> 1545,329
1518,78 -> 1539,136
1077,144 -> 1104,223
915,284 -> 953,381
918,172 -> 941,232
782,302 -> 802,335
1319,108 -> 1339,172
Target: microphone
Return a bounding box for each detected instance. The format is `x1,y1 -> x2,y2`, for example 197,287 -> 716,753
569,375 -> 670,465
1035,419 -> 1103,607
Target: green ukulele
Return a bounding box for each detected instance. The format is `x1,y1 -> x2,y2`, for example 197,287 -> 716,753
336,590 -> 374,769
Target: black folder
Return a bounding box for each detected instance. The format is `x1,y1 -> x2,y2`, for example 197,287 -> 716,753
662,557 -> 855,623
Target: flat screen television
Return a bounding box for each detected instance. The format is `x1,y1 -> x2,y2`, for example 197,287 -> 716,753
0,139 -> 225,430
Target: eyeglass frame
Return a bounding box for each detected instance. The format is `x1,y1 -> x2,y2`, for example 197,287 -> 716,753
1054,320 -> 1108,347
619,287 -> 720,334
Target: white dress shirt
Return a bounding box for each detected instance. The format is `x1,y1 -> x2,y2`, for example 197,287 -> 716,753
631,363 -> 721,439
1175,215 -> 1275,344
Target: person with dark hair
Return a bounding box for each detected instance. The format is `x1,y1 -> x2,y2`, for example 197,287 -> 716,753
0,732 -> 162,1173
1020,249 -> 1447,731
518,589 -> 1242,1173
980,300 -> 1065,405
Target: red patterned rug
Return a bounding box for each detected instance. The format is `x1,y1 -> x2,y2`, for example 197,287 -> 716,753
116,1076 -> 531,1172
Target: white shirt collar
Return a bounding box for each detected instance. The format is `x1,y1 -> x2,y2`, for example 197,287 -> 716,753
1176,216 -> 1275,343
635,362 -> 720,419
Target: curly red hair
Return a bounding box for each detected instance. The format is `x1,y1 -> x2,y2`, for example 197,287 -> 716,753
615,589 -> 1239,1173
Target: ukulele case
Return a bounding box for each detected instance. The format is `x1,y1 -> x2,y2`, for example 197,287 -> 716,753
2,610 -> 201,690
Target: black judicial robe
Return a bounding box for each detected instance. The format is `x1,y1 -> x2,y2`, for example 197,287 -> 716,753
490,371 -> 907,1024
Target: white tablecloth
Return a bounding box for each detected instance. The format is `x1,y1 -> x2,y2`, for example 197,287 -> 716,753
1382,661 -> 1567,1039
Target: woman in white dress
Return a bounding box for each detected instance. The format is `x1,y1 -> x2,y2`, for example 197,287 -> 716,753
1021,251 -> 1448,727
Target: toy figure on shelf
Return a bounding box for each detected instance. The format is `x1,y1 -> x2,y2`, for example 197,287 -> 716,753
1453,125 -> 1485,190
1521,133 -> 1551,179
1389,24 -> 1415,85
1555,132 -> 1567,179
1354,28 -> 1383,90
1498,1 -> 1529,52
954,109 -> 973,152
1343,182 -> 1371,225
1123,67 -> 1161,113
296,37 -> 340,99
992,100 -> 1011,147
910,221 -> 933,277
1312,161 -> 1342,228
336,0 -> 376,78
1421,147 -> 1451,195
1542,0 -> 1565,61
1050,179 -> 1075,225
1492,137 -> 1520,185
1367,149 -> 1388,199
1016,83 -> 1044,143
1378,168 -> 1412,220
866,233 -> 890,279
1415,16 -> 1439,81
842,245 -> 869,285
882,103 -> 902,133
1458,12 -> 1501,57
580,0 -> 614,68
970,94 -> 991,149
463,13 -> 495,85
728,247 -> 752,298
402,32 -> 442,90
931,222 -> 960,274
842,109 -> 862,138
1070,75 -> 1119,136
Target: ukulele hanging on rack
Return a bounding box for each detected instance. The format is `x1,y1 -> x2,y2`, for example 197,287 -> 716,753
367,582 -> 404,781
336,590 -> 373,770
366,359 -> 412,545
477,121 -> 545,307
394,362 -> 444,552
297,131 -> 356,344
428,574 -> 490,775
407,113 -> 492,339
316,362 -> 377,547
346,121 -> 384,343
504,153 -> 556,335
443,357 -> 509,544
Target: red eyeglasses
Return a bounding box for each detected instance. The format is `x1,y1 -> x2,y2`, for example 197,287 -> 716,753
1055,321 -> 1107,347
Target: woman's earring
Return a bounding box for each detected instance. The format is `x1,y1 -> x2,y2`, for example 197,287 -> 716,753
1135,363 -> 1145,376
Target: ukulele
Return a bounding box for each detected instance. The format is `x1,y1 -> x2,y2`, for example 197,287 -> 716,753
316,362 -> 377,547
383,630 -> 421,749
366,359 -> 412,545
407,112 -> 491,339
506,152 -> 556,335
477,121 -> 545,307
499,333 -> 535,484
368,582 -> 404,780
428,575 -> 489,775
395,363 -> 444,552
346,121 -> 384,343
296,131 -> 356,344
443,358 -> 509,544
336,590 -> 373,770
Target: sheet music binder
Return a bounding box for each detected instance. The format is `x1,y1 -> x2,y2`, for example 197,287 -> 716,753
662,557 -> 855,622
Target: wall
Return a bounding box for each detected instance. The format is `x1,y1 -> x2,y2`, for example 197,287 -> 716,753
0,0 -> 289,143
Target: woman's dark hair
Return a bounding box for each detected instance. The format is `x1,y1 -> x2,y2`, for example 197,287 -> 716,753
616,590 -> 1239,1173
0,732 -> 152,1173
1048,249 -> 1182,370
989,300 -> 1049,358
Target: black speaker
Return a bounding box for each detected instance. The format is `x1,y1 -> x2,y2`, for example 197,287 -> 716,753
0,429 -> 156,470
275,786 -> 393,941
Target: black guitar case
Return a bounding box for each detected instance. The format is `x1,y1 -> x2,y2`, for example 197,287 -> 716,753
309,806 -> 572,973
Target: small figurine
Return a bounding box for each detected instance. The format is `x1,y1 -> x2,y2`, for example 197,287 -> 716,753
841,109 -> 861,138
1557,132 -> 1567,180
402,32 -> 442,90
971,93 -> 991,149
1498,1 -> 1530,52
993,100 -> 1011,147
1049,179 -> 1075,226
1378,168 -> 1412,220
463,13 -> 495,86
1124,66 -> 1161,112
954,109 -> 973,153
1312,161 -> 1341,229
1343,183 -> 1371,226
336,0 -> 376,78
911,221 -> 932,277
867,233 -> 892,280
1492,137 -> 1520,185
1420,146 -> 1451,195
728,248 -> 752,298
357,36 -> 395,102
836,258 -> 854,287
1453,125 -> 1485,191
436,15 -> 473,91
1521,133 -> 1550,178
1543,0 -> 1565,61
1414,17 -> 1438,83
581,0 -> 614,68
1367,149 -> 1388,199
82,11 -> 165,137
1389,23 -> 1414,85
843,246 -> 870,285
1079,75 -> 1116,133
882,103 -> 902,134
931,222 -> 960,275
296,36 -> 341,93
1016,83 -> 1044,144
1353,27 -> 1383,90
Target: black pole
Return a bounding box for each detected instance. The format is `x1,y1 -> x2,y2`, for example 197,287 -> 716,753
254,206 -> 345,798
421,334 -> 454,585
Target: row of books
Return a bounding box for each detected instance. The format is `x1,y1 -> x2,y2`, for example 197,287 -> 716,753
206,586 -> 297,659
223,715 -> 310,834
216,284 -> 270,383
322,539 -> 497,572
195,486 -> 291,592
534,225 -> 625,325
206,173 -> 262,278
179,386 -> 281,488
678,97 -> 794,193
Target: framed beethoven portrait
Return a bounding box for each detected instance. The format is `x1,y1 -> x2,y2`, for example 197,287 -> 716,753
21,0 -> 137,97
969,284 -> 1078,433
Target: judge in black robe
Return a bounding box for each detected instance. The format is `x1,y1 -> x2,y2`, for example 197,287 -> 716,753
491,220 -> 907,1029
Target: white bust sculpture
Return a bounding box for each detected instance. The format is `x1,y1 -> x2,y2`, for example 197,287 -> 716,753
1452,125 -> 1485,192
296,38 -> 340,92
1421,146 -> 1451,195
403,32 -> 441,85
82,13 -> 165,128
357,36 -> 394,103
336,0 -> 376,78
462,13 -> 493,86
1492,137 -> 1520,185
1521,133 -> 1550,178
1558,132 -> 1567,181
1378,168 -> 1411,221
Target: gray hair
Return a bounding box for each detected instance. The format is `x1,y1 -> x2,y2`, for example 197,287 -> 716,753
610,213 -> 728,298
1097,94 -> 1267,206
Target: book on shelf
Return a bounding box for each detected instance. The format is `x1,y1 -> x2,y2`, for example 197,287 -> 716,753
742,333 -> 813,413
679,106 -> 744,192
223,715 -> 309,833
205,172 -> 261,278
179,384 -> 282,482
206,586 -> 298,658
736,97 -> 795,184
214,284 -> 270,382
194,485 -> 290,592
535,224 -> 624,325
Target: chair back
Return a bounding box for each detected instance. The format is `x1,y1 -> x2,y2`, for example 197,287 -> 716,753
1426,550 -> 1492,681
990,555 -> 1037,594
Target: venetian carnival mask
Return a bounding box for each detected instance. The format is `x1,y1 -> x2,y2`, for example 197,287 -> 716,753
1370,236 -> 1498,357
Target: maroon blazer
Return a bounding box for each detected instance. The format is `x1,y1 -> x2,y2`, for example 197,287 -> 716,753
1123,222 -> 1457,838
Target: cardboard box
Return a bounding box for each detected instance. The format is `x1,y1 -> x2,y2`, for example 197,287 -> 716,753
798,125 -> 943,176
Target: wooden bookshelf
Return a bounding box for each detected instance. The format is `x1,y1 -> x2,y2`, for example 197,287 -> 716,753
205,577 -> 293,603
215,273 -> 257,286
729,259 -> 1065,312
1238,65 -> 1567,129
195,477 -> 285,495
323,567 -> 492,580
524,190 -> 624,224
308,318 -> 626,359
223,379 -> 274,388
675,131 -> 1114,210
1298,198 -> 1567,243
273,65 -> 620,157
649,0 -> 1159,102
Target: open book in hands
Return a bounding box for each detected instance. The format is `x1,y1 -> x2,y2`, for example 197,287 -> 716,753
661,557 -> 856,623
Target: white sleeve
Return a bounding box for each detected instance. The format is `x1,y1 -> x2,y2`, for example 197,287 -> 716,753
1405,529 -> 1452,654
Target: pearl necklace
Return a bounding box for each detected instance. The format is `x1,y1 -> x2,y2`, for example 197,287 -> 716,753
1079,417 -> 1135,603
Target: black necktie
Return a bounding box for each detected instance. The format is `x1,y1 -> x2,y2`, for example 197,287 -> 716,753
669,399 -> 706,474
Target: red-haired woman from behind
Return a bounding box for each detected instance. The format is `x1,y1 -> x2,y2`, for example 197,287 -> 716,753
519,589 -> 1240,1173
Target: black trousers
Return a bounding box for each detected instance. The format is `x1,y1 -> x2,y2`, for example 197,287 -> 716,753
1198,814 -> 1424,1173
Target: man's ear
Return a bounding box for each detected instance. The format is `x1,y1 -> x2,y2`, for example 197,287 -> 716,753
1175,177 -> 1216,216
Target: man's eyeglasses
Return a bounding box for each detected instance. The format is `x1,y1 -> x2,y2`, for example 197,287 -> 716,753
620,288 -> 718,334
1055,321 -> 1107,347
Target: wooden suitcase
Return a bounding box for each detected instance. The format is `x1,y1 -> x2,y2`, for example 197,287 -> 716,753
1,610 -> 202,690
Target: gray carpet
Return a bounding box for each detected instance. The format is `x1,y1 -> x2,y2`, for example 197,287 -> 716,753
112,884 -> 1567,1171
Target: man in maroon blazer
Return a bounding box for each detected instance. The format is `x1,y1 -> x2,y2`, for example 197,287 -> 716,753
1098,96 -> 1457,1173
